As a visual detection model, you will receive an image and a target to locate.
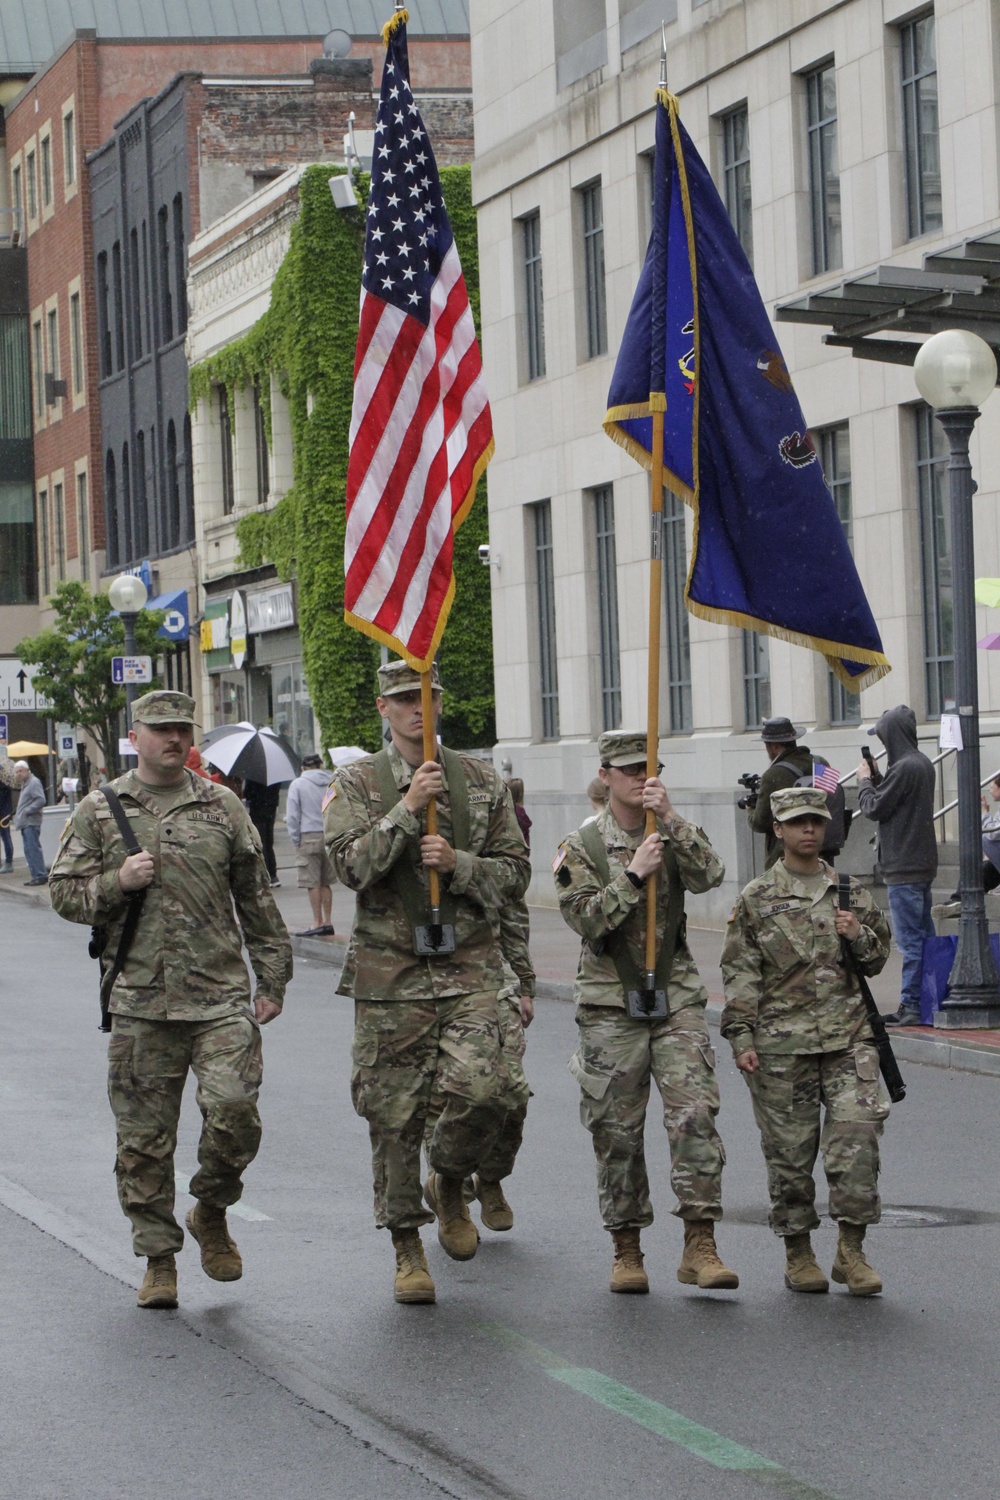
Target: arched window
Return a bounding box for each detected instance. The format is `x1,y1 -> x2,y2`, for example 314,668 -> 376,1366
183,413 -> 194,540
105,450 -> 118,566
121,442 -> 132,562
135,430 -> 148,558
166,419 -> 179,548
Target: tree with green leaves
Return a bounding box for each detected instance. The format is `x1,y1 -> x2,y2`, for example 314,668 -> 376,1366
17,582 -> 165,780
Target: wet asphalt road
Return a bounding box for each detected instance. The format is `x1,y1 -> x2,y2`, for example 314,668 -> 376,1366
3,899 -> 1000,1500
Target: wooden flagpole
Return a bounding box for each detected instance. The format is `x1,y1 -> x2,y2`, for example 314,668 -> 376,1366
420,668 -> 442,929
645,406 -> 665,995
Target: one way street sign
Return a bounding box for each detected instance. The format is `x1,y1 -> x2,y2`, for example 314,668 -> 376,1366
0,659 -> 54,712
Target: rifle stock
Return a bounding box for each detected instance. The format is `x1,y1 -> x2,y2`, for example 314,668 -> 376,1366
838,875 -> 905,1104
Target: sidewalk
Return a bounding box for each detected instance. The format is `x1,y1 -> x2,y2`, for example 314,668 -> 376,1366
7,817 -> 1000,1079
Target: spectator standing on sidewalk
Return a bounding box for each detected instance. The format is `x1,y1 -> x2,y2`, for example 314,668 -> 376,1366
508,777 -> 531,852
287,753 -> 337,936
0,759 -> 16,872
13,760 -> 48,885
244,779 -> 281,886
856,704 -> 937,1027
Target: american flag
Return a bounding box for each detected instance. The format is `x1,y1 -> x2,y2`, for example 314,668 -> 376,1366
344,11 -> 493,670
813,762 -> 841,795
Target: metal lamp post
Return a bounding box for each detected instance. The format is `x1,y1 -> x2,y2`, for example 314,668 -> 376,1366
108,572 -> 149,729
913,328 -> 1000,1026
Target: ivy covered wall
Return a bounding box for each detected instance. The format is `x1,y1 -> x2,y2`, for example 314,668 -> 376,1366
190,164 -> 494,753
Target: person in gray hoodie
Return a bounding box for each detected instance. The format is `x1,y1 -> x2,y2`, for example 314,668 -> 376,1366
856,705 -> 937,1025
12,760 -> 48,885
286,753 -> 337,936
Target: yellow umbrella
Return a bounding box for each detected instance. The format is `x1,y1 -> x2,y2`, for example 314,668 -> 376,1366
975,578 -> 1000,609
5,740 -> 55,757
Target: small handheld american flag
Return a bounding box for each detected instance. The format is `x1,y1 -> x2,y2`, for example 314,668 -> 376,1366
813,762 -> 841,795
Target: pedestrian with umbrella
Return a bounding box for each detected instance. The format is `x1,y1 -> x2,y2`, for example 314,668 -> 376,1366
199,724 -> 301,889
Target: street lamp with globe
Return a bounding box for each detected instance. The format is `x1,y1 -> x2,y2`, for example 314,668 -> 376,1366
913,328 -> 1000,1026
108,572 -> 148,729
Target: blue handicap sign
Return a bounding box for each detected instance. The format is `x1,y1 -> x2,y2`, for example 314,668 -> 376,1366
0,713 -> 7,744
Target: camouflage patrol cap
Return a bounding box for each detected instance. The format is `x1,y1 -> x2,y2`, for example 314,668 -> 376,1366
770,786 -> 831,822
376,658 -> 443,697
598,730 -> 649,768
130,690 -> 198,727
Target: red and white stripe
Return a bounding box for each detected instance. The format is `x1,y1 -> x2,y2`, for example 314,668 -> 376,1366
345,242 -> 493,667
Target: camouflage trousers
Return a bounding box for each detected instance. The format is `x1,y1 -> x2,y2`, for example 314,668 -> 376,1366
746,1044 -> 889,1237
350,991 -> 509,1230
569,1005 -> 725,1232
107,1012 -> 263,1258
423,993 -> 532,1186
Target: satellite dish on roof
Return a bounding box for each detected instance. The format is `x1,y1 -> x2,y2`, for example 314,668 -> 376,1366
323,28 -> 352,58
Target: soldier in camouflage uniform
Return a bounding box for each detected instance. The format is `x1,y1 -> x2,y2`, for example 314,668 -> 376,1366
49,691 -> 292,1310
721,785 -> 891,1296
423,896 -> 535,1232
325,659 -> 530,1305
555,730 -> 738,1296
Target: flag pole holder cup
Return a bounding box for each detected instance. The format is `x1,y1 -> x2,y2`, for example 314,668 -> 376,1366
627,981 -> 667,1020
414,913 -> 456,955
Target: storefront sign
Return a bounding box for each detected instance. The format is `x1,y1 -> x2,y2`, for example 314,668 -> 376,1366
230,592 -> 247,670
246,584 -> 295,634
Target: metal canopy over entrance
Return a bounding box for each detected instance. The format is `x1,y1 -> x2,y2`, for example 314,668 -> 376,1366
775,226 -> 1000,367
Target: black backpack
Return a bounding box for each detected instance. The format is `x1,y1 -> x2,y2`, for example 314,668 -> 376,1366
795,763 -> 851,856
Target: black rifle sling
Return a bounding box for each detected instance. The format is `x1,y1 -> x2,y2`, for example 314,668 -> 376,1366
98,787 -> 148,1033
372,748 -> 470,935
837,873 -> 906,1104
579,819 -> 684,1002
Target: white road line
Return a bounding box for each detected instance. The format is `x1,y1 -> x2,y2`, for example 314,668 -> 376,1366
174,1171 -> 271,1221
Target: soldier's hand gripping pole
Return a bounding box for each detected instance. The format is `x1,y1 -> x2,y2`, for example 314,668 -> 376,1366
421,668 -> 444,949
642,404 -> 666,1015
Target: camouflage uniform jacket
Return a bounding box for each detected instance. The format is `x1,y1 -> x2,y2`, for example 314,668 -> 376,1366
498,898 -> 535,1000
555,805 -> 724,1013
49,770 -> 292,1021
325,742 -> 531,1001
720,860 -> 890,1059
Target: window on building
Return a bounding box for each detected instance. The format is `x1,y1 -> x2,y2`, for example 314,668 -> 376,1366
805,64 -> 842,274
63,109 -> 76,187
593,485 -> 621,731
105,450 -> 118,568
664,491 -> 693,732
721,105 -> 753,267
173,194 -> 187,335
0,480 -> 37,604
38,487 -> 49,596
522,211 -> 545,381
77,470 -> 89,583
0,314 -> 32,439
69,290 -> 83,397
743,630 -> 771,729
12,164 -> 22,230
916,403 -> 952,716
96,252 -> 112,379
53,481 -> 65,580
166,420 -> 180,547
112,241 -> 125,372
0,316 -> 36,605
129,228 -> 143,360
901,13 -> 942,238
31,317 -> 44,416
253,379 -> 270,505
25,150 -> 37,220
46,305 -> 59,392
183,413 -> 194,539
532,499 -> 560,740
121,443 -> 133,563
580,181 -> 608,358
219,387 -> 235,515
157,206 -> 173,343
554,0 -> 608,90
40,134 -> 52,209
135,431 -> 148,558
814,423 -> 861,726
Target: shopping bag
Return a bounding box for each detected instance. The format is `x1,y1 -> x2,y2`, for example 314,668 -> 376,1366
920,933 -> 1000,1023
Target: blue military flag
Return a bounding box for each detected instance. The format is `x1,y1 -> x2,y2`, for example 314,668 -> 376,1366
604,90 -> 889,690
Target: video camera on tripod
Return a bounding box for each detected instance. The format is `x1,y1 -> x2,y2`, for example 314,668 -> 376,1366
736,771 -> 761,810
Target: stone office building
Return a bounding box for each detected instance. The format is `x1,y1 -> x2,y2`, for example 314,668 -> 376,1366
472,0 -> 1000,916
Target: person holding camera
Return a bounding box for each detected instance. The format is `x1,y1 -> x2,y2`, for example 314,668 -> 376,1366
745,718 -> 823,868
554,730 -> 737,1297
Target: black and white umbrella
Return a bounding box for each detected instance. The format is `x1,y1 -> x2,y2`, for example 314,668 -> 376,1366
200,724 -> 300,785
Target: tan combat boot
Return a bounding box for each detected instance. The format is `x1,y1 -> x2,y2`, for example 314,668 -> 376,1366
831,1222 -> 882,1296
391,1229 -> 436,1304
185,1202 -> 243,1282
424,1171 -> 479,1260
610,1228 -> 649,1293
137,1253 -> 178,1309
783,1233 -> 830,1293
475,1176 -> 514,1232
677,1220 -> 740,1289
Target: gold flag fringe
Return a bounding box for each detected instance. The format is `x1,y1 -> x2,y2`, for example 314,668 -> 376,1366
381,8 -> 408,44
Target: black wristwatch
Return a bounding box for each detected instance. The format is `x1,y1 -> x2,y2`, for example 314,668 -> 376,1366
625,869 -> 644,889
